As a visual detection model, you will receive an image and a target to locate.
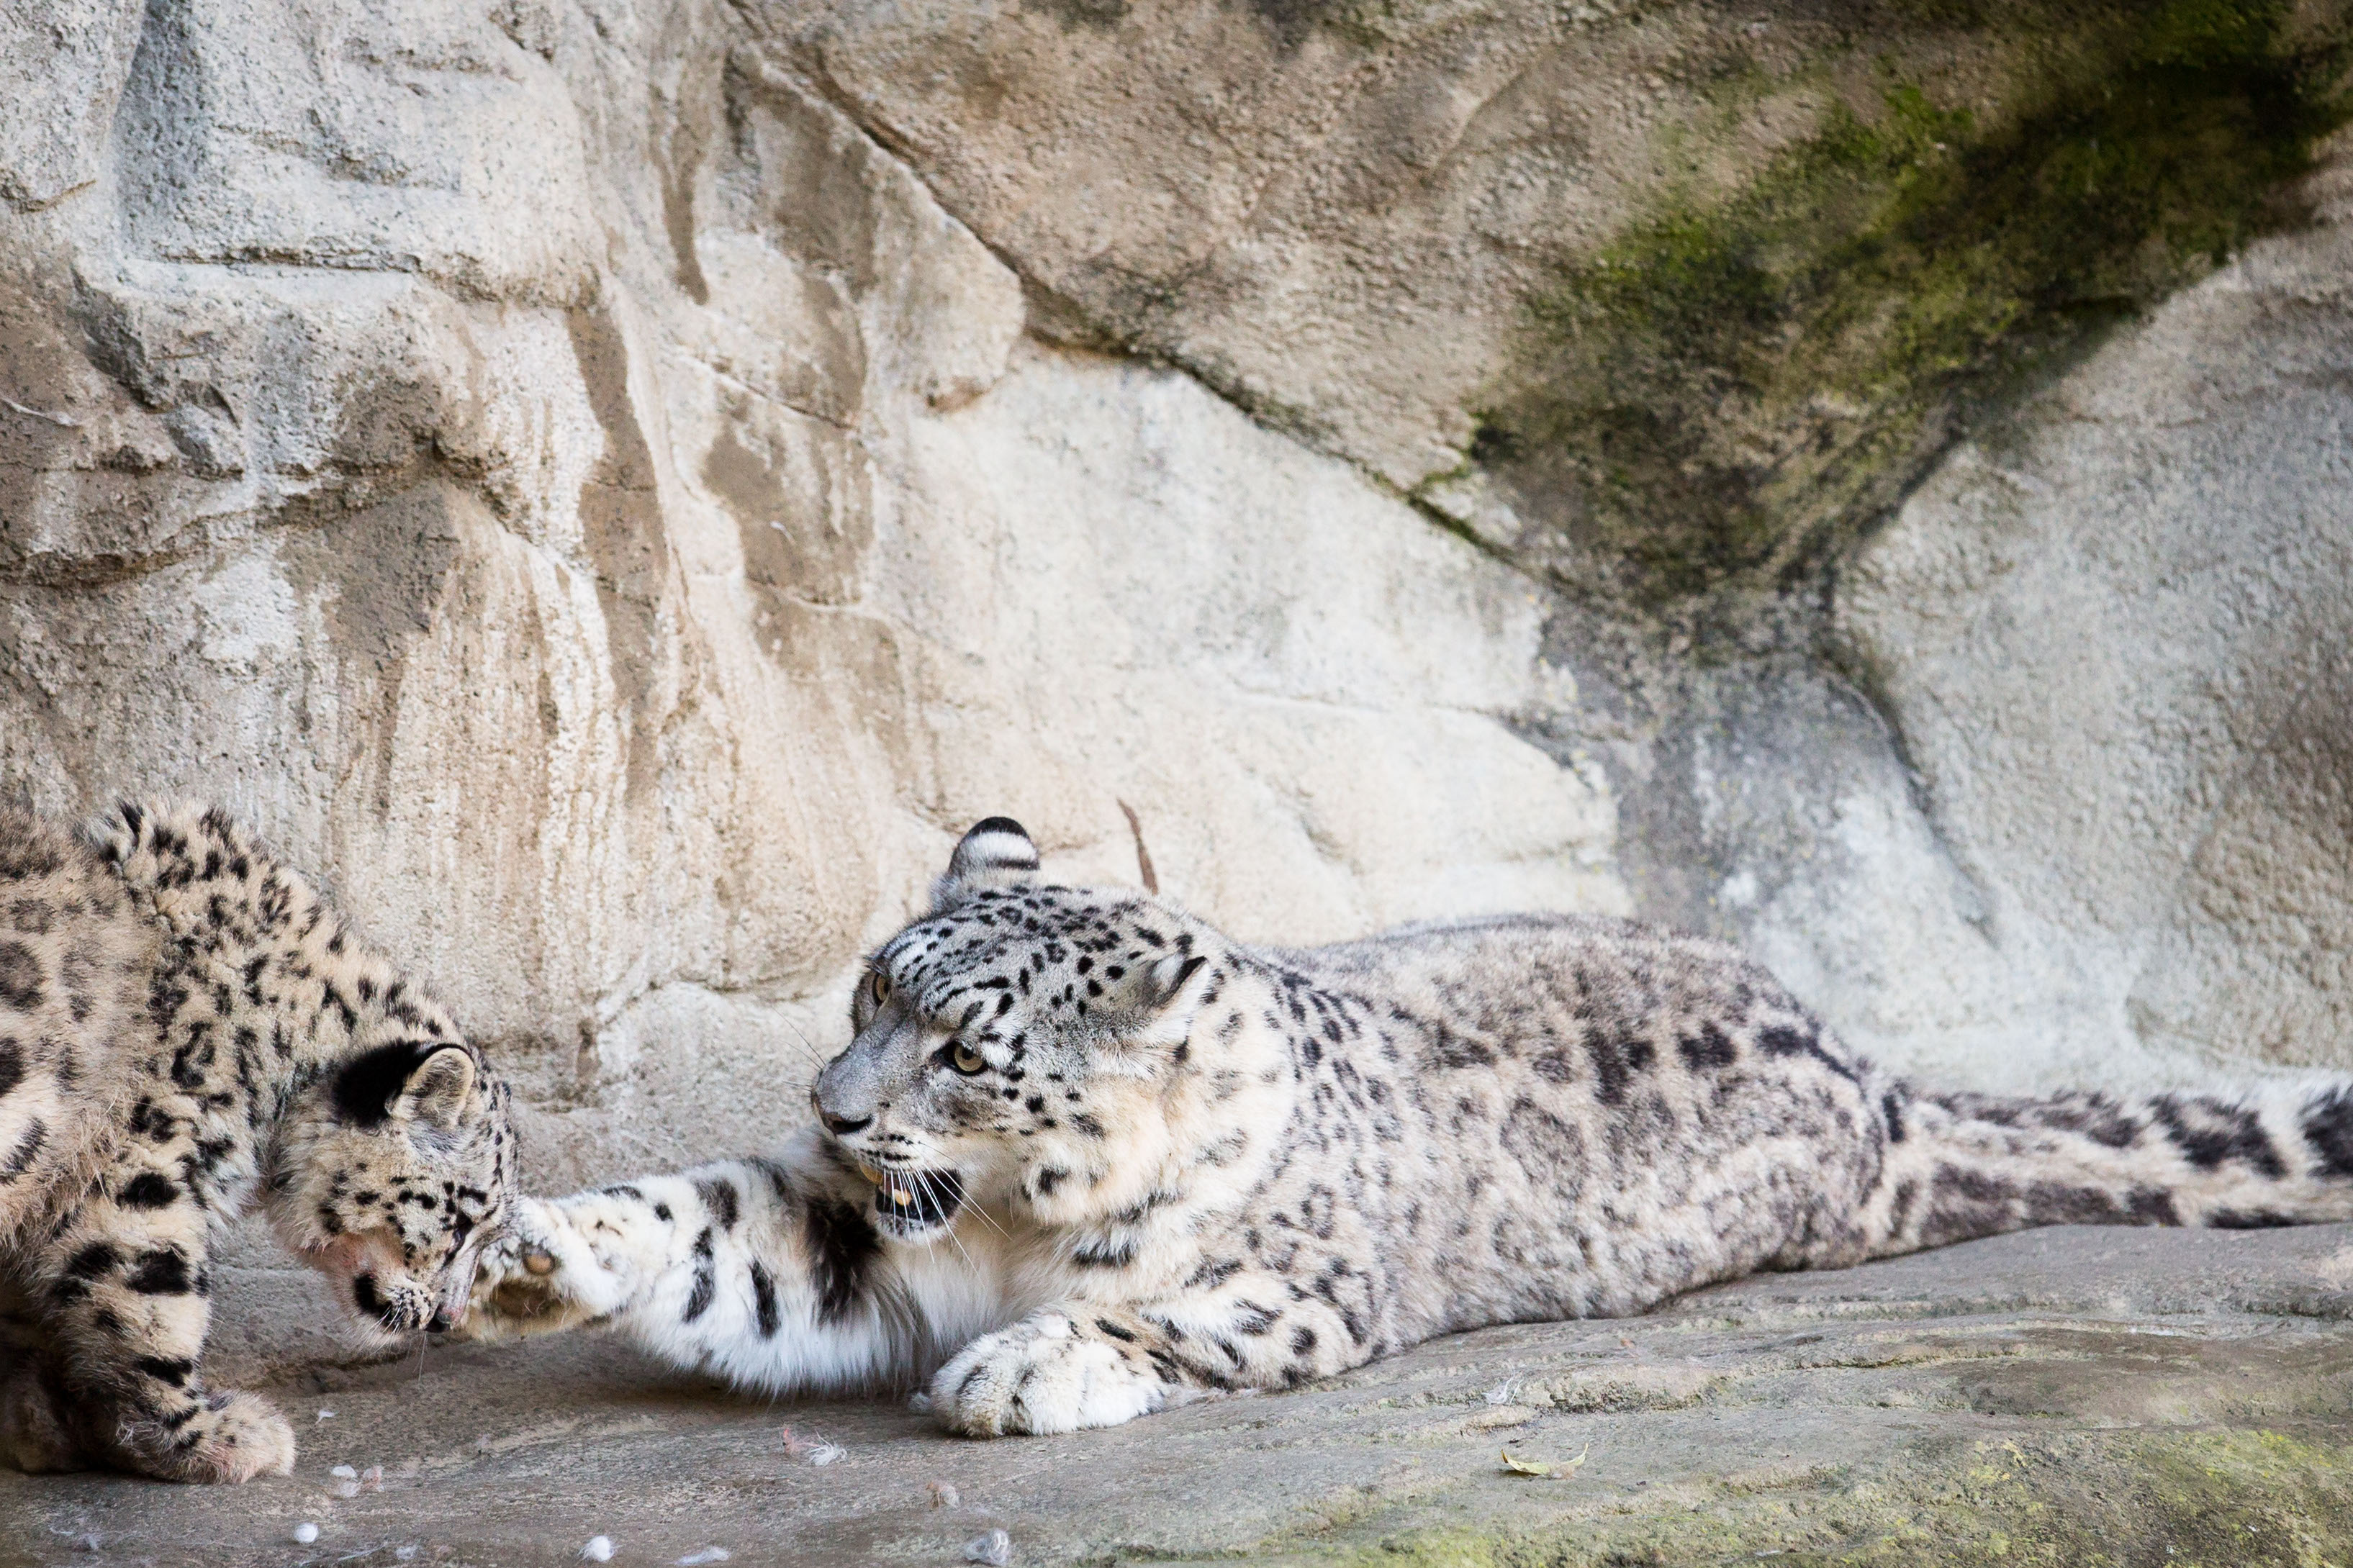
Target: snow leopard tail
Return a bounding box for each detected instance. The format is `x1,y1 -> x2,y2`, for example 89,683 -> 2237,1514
1859,1079 -> 2353,1258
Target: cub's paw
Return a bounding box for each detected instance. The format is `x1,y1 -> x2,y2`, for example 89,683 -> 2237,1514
931,1311 -> 1165,1437
161,1390 -> 297,1484
461,1197 -> 629,1341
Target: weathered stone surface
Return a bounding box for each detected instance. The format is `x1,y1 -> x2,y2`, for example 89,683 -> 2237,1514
0,1 -> 143,212
0,0 -> 1617,1207
1824,176 -> 2353,1087
9,1224 -> 2353,1564
771,1 -> 2353,609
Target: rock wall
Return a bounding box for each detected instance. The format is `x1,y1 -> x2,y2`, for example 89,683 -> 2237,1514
4,0 -> 2352,1274
0,0 -> 1625,1201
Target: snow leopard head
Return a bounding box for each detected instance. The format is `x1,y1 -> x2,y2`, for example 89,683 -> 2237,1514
813,818 -> 1217,1241
274,1029 -> 517,1341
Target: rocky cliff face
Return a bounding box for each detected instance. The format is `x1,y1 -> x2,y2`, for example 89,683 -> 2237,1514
3,0 -> 2350,1238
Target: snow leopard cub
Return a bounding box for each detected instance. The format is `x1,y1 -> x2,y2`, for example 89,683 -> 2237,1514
0,802 -> 515,1482
468,817 -> 2353,1436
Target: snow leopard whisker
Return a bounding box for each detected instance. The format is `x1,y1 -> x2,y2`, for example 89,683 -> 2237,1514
777,1015 -> 830,1080
915,1169 -> 977,1266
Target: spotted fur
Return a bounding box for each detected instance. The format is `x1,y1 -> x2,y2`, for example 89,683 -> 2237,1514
0,802 -> 514,1481
469,819 -> 2353,1436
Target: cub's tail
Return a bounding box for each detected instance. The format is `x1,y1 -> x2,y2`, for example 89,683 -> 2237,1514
1861,1079 -> 2353,1258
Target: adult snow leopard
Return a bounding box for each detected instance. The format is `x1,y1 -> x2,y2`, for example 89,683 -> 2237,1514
0,802 -> 515,1481
468,817 -> 2353,1436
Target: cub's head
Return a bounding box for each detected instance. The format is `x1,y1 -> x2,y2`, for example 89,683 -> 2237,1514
272,1026 -> 516,1341
813,817 -> 1215,1241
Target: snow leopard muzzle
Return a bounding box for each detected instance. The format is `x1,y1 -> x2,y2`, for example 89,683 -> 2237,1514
351,1271 -> 452,1333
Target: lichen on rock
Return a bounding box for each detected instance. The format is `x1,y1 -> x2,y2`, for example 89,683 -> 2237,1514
1473,0 -> 2353,617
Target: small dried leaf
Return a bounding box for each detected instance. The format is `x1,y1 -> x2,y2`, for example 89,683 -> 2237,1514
1501,1444 -> 1589,1479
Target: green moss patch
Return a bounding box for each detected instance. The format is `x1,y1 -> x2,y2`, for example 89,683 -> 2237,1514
1478,1 -> 2352,614
1249,1428 -> 2353,1567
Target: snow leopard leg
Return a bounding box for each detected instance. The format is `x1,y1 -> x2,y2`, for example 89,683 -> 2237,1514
21,1213 -> 293,1482
1853,1079 -> 2353,1259
933,1271 -> 1366,1436
470,1151 -> 916,1393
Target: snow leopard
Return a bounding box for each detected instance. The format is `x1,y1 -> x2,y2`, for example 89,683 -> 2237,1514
466,817 -> 2353,1436
0,801 -> 515,1482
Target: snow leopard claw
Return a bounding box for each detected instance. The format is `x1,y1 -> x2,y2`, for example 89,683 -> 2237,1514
461,1200 -> 614,1341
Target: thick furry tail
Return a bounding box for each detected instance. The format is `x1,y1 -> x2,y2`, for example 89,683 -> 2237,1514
1860,1079 -> 2353,1258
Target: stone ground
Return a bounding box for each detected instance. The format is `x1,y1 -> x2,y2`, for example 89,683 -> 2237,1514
10,1225 -> 2353,1567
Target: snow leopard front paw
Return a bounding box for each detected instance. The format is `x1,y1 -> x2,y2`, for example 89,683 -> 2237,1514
166,1390 -> 298,1484
461,1197 -> 631,1340
931,1310 -> 1168,1437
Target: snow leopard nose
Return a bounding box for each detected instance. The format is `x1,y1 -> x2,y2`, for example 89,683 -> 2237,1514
813,1042 -> 885,1134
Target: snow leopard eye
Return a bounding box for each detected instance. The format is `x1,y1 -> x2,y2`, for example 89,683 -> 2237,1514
949,1041 -> 987,1076
867,971 -> 891,1008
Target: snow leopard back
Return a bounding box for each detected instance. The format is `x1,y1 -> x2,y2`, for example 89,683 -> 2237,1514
1258,911 -> 1890,1336
0,810 -> 152,1248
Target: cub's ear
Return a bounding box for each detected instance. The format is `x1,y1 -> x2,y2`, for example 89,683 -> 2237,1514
931,817 -> 1040,910
392,1047 -> 479,1132
337,1043 -> 479,1130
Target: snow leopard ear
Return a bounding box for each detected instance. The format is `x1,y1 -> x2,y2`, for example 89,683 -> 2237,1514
391,1046 -> 479,1133
333,1043 -> 478,1130
1133,951 -> 1207,1013
931,817 -> 1040,910
1094,949 -> 1209,1050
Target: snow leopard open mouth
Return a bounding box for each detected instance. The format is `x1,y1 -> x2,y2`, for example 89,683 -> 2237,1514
874,1169 -> 963,1229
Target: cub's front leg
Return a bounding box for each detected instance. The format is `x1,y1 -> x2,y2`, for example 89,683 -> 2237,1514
20,1218 -> 293,1482
0,1295 -> 77,1474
